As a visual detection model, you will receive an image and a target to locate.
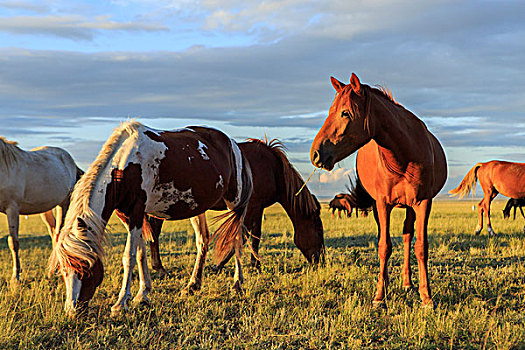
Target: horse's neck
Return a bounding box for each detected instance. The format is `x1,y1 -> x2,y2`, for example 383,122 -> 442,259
370,96 -> 429,167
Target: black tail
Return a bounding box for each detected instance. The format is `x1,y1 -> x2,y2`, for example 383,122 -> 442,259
345,175 -> 375,211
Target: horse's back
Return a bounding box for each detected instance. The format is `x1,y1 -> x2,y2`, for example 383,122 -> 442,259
481,161 -> 525,198
1,146 -> 78,214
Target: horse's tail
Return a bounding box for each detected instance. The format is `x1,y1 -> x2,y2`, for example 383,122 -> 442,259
213,149 -> 253,264
345,175 -> 375,212
449,163 -> 482,198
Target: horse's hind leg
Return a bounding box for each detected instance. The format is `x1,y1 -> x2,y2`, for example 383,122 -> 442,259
40,209 -> 56,243
414,199 -> 433,307
183,213 -> 209,295
484,191 -> 498,236
6,205 -> 21,285
232,237 -> 244,294
475,200 -> 484,235
372,201 -> 392,308
402,208 -> 416,291
146,216 -> 168,278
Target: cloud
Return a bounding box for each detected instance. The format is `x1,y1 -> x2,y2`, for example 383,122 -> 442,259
0,15 -> 168,40
0,1 -> 49,13
319,168 -> 353,184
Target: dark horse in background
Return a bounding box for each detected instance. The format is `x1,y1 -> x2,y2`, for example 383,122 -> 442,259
310,73 -> 447,308
450,161 -> 525,235
329,193 -> 369,218
503,198 -> 525,220
146,138 -> 324,291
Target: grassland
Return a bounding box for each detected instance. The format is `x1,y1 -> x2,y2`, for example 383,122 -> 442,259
1,200 -> 525,349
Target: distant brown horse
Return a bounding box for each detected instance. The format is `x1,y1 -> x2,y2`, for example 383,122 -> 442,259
310,73 -> 447,308
328,193 -> 369,218
49,122 -> 253,317
450,161 -> 525,235
329,193 -> 354,218
147,138 -> 324,292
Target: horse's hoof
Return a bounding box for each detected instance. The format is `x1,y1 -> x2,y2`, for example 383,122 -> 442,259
132,297 -> 150,307
421,300 -> 435,311
474,229 -> 482,236
110,304 -> 128,318
153,267 -> 169,280
488,227 -> 496,237
371,300 -> 387,310
403,285 -> 416,293
9,278 -> 21,290
181,282 -> 200,296
232,281 -> 244,295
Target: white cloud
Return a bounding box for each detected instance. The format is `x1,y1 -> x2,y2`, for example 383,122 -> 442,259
319,168 -> 353,184
0,15 -> 168,40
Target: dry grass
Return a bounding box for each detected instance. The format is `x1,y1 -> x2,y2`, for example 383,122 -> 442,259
1,200 -> 524,349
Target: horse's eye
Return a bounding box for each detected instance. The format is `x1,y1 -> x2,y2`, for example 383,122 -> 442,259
341,110 -> 351,118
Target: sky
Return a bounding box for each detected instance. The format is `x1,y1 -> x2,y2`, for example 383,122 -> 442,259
1,0 -> 524,199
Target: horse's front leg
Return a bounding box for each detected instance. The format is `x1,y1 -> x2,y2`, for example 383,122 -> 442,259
484,191 -> 498,236
111,225 -> 140,317
402,207 -> 416,291
414,199 -> 433,307
372,201 -> 392,308
6,204 -> 21,285
182,213 -> 209,295
133,232 -> 152,306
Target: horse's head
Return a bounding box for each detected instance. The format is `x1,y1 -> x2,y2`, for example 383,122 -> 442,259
293,196 -> 325,264
56,217 -> 105,317
311,73 -> 372,170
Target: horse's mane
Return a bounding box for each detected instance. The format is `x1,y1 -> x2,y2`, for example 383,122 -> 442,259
0,136 -> 23,170
49,121 -> 144,275
247,137 -> 319,216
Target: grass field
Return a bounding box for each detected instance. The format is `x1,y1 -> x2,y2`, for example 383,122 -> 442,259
1,200 -> 525,349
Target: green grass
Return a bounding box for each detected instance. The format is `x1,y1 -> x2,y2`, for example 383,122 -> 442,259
1,201 -> 525,349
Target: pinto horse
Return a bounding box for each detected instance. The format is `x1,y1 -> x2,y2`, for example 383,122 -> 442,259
146,138 -> 324,290
310,73 -> 447,308
0,136 -> 82,284
450,161 -> 525,235
49,122 -> 253,316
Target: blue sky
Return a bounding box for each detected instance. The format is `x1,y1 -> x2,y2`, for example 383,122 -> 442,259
1,0 -> 524,198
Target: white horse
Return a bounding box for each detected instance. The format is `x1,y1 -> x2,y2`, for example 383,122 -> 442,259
0,136 -> 83,284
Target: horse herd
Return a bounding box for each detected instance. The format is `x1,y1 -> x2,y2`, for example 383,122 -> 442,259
1,73 -> 524,317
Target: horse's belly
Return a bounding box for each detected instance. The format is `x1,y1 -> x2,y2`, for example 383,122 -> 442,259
145,181 -> 224,220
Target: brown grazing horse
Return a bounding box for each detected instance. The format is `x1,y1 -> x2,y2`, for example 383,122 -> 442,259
147,138 -> 324,291
310,73 -> 447,308
329,193 -> 370,218
450,161 -> 525,235
329,193 -> 355,218
503,198 -> 525,220
49,122 -> 253,316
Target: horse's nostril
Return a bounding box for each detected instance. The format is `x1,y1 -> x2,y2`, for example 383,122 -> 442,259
312,150 -> 321,164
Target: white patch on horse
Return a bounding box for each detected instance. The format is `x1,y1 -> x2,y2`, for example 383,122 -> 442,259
150,183 -> 198,212
229,138 -> 243,207
197,140 -> 209,160
216,175 -> 224,189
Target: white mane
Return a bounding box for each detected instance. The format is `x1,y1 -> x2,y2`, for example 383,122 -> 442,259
49,121 -> 145,274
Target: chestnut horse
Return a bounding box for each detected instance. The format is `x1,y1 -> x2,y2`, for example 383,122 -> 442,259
450,161 -> 525,235
147,138 -> 324,292
329,194 -> 353,218
310,73 -> 447,308
0,136 -> 82,285
49,121 -> 252,316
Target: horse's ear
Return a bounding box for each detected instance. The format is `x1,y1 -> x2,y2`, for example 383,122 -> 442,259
330,76 -> 346,93
349,73 -> 361,95
77,217 -> 87,230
